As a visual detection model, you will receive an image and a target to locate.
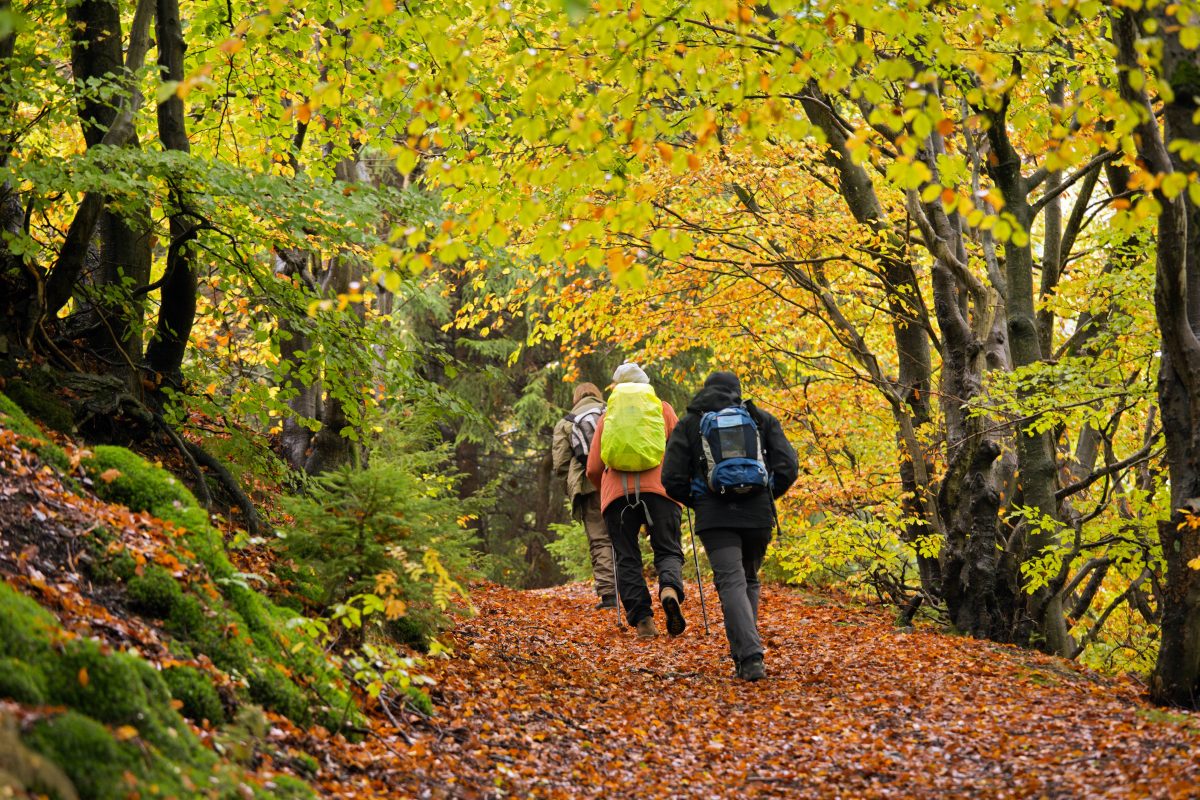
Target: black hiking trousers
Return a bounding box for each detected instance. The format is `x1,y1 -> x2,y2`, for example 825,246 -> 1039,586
603,493 -> 685,627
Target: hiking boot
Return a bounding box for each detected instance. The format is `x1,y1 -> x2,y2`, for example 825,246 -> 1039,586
738,655 -> 766,682
596,594 -> 617,610
660,586 -> 686,637
635,616 -> 658,640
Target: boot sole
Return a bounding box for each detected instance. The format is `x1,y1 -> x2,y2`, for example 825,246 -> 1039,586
662,595 -> 686,637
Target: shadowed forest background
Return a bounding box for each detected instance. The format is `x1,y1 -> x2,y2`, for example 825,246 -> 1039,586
3,0 -> 1200,796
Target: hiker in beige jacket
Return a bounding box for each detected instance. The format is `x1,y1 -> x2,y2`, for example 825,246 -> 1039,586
552,383 -> 616,608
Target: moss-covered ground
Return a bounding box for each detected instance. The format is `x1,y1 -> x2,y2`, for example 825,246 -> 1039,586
0,393 -> 343,798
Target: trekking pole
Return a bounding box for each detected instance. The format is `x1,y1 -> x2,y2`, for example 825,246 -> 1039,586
610,542 -> 622,629
687,508 -> 710,636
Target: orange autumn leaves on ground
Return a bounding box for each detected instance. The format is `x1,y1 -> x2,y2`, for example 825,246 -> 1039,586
3,424 -> 1199,798
304,583 -> 1200,799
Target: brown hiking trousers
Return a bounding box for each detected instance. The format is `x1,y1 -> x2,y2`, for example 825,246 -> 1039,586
579,493 -> 616,597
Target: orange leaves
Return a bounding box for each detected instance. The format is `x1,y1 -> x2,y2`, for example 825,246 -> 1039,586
113,725 -> 140,741
270,581 -> 1200,799
98,468 -> 122,484
77,667 -> 89,687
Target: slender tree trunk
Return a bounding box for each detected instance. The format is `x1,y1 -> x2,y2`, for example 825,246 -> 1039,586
144,0 -> 196,387
799,87 -> 940,596
43,0 -> 155,338
66,0 -> 152,375
0,0 -> 33,354
985,106 -> 1073,656
303,158 -> 365,474
275,249 -> 319,469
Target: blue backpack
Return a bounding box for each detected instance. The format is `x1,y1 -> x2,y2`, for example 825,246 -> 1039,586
698,405 -> 769,497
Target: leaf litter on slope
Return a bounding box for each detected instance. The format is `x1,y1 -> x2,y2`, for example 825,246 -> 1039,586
317,581 -> 1200,799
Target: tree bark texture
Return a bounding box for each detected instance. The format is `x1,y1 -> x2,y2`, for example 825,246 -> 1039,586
64,0 -> 153,372
985,104 -> 1073,656
144,0 -> 196,386
1114,6 -> 1200,707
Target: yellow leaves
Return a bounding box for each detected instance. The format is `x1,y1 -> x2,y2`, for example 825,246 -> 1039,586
1178,511 -> 1200,532
218,38 -> 244,56
885,157 -> 933,190
695,108 -> 718,145
174,64 -> 214,101
654,141 -> 674,163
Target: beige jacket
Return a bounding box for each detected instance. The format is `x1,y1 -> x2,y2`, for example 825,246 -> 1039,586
552,395 -> 604,503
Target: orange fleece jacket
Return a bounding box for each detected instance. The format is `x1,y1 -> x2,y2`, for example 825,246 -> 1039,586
585,400 -> 681,513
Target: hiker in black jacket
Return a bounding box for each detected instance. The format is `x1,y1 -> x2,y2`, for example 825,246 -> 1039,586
662,371 -> 798,681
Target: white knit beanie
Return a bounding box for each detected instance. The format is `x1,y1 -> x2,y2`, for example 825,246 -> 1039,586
612,362 -> 650,385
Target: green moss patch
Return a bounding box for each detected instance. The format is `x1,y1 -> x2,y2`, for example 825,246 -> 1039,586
5,380 -> 75,434
23,711 -> 137,800
126,566 -> 185,619
0,656 -> 48,705
162,666 -> 226,726
82,446 -> 197,522
0,390 -> 44,439
80,446 -> 359,729
0,389 -> 69,471
0,581 -> 314,799
0,582 -> 58,664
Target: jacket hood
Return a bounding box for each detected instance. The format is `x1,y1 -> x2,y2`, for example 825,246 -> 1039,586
687,383 -> 742,414
571,395 -> 604,414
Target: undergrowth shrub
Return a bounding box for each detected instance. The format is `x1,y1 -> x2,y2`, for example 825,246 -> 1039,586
279,415 -> 485,644
545,521 -> 592,582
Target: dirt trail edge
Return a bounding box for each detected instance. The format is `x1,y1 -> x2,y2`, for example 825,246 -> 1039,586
320,582 -> 1200,799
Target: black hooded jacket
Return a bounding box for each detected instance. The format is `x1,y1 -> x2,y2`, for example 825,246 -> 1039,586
662,380 -> 799,532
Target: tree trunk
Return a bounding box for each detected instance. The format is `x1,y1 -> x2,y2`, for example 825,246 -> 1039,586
303,158 -> 365,474
1115,6 -> 1200,707
43,0 -> 155,342
0,0 -> 33,355
143,0 -> 196,388
985,106 -> 1073,656
66,0 -> 152,375
799,86 -> 940,596
274,249 -> 319,470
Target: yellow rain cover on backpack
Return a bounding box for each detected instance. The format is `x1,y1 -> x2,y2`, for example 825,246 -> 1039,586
600,383 -> 665,472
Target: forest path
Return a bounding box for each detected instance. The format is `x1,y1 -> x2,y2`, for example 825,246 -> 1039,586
340,582 -> 1200,799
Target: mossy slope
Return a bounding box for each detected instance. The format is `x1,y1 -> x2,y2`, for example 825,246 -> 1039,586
0,583 -> 302,800
79,445 -> 360,730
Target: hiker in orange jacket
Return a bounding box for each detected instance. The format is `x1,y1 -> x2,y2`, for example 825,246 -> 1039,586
586,363 -> 686,640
